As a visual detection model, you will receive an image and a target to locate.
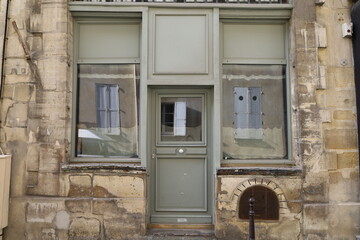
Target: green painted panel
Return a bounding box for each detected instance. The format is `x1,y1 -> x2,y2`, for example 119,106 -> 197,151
223,22 -> 285,60
78,23 -> 140,60
155,157 -> 207,211
154,15 -> 208,74
150,215 -> 212,224
156,147 -> 207,155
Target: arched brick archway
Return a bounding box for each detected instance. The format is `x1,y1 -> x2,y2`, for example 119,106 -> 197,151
352,2 -> 360,167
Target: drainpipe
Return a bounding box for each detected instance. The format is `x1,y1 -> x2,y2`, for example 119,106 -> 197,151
0,1 -> 10,240
0,0 -> 10,98
352,1 -> 360,170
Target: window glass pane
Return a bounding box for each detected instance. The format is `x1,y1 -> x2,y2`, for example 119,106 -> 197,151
160,97 -> 202,142
76,64 -> 140,158
222,65 -> 287,159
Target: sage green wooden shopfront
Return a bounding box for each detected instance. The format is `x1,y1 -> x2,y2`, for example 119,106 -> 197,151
70,1 -> 293,226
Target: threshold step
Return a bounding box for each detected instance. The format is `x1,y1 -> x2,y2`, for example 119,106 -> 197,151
146,228 -> 216,239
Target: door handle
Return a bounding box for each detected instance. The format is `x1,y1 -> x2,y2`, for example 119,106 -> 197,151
151,153 -> 156,159
176,148 -> 186,154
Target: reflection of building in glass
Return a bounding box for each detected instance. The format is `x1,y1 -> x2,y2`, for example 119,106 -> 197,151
77,64 -> 139,158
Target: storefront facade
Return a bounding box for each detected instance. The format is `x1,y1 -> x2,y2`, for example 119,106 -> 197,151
0,0 -> 359,239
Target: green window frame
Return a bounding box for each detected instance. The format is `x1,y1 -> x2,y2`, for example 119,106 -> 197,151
220,19 -> 292,164
71,17 -> 142,162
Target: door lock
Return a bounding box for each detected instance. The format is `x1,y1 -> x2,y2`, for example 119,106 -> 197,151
151,153 -> 156,159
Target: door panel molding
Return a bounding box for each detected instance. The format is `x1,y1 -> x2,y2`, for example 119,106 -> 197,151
155,157 -> 207,212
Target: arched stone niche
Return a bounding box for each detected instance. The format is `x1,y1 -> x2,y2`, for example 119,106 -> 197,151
228,178 -> 290,220
238,185 -> 279,220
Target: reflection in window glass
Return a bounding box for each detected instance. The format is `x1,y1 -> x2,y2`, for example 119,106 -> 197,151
76,64 -> 140,158
160,97 -> 202,142
222,65 -> 287,159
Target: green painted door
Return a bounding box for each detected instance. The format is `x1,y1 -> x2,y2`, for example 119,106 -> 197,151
150,88 -> 213,224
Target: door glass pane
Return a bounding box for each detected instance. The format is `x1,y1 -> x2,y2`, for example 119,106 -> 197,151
76,64 -> 140,158
160,97 -> 202,142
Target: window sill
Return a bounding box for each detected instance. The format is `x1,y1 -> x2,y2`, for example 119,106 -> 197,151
61,162 -> 146,173
217,166 -> 302,176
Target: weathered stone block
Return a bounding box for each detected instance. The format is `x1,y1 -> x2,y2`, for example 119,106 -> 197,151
304,233 -> 327,240
93,199 -> 145,217
4,127 -> 27,141
69,218 -> 100,240
14,84 -> 35,102
5,35 -> 26,58
316,26 -> 327,48
325,90 -> 355,108
324,151 -> 337,171
26,202 -> 58,223
7,140 -> 27,196
4,59 -> 30,78
42,3 -> 68,33
42,228 -> 58,240
6,103 -> 28,127
286,201 -> 302,214
301,140 -> 322,157
93,175 -> 144,198
65,200 -> 91,213
324,129 -> 357,149
337,152 -> 358,169
39,144 -> 61,172
42,33 -> 68,57
68,175 -> 92,197
0,99 -> 14,125
327,204 -> 360,239
319,109 -> 331,123
303,173 -> 328,203
26,144 -> 40,171
329,170 -> 359,202
268,219 -> 301,240
27,172 -> 60,196
38,58 -> 68,91
55,211 -> 70,230
295,24 -> 317,50
327,67 -> 355,88
30,14 -> 42,33
296,49 -> 318,66
2,84 -> 14,99
5,198 -> 27,240
104,218 -> 144,240
333,110 -> 355,121
299,106 -> 320,129
303,205 -> 328,232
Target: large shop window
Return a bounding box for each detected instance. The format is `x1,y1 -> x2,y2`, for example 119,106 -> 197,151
73,19 -> 141,160
221,21 -> 288,160
76,64 -> 140,158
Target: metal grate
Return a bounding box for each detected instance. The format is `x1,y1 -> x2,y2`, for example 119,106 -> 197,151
70,0 -> 288,3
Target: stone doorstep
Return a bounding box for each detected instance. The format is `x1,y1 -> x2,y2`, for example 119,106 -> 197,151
146,228 -> 216,239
